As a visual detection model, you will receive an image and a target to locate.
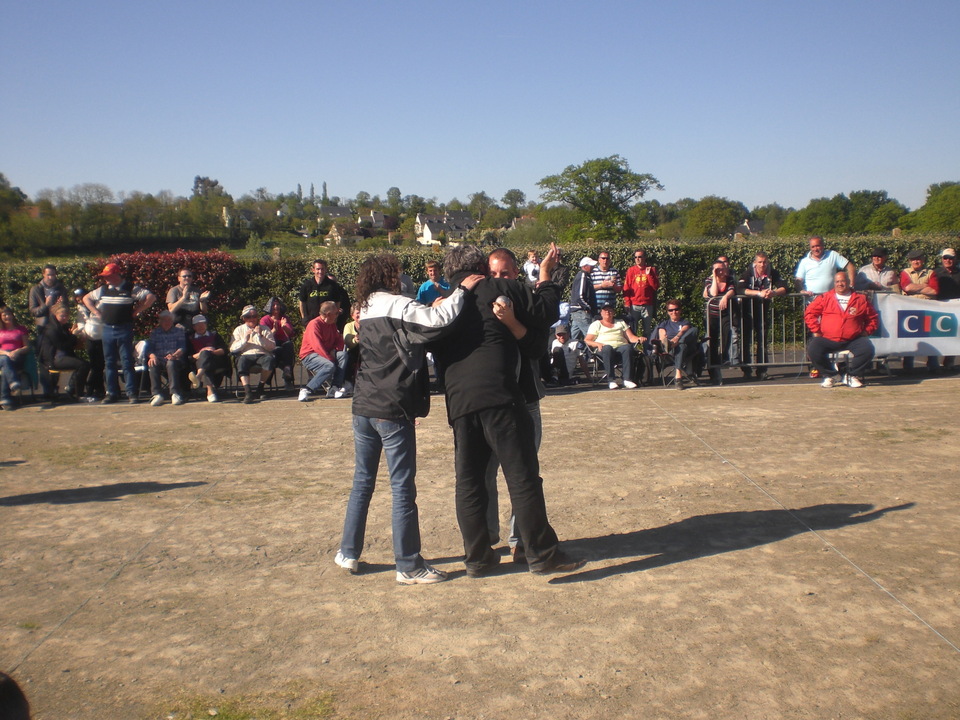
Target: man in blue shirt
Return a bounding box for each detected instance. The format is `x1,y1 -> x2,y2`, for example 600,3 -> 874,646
416,260 -> 451,305
794,236 -> 854,296
146,310 -> 188,406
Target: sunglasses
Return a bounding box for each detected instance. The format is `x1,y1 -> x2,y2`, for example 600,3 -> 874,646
667,308 -> 681,312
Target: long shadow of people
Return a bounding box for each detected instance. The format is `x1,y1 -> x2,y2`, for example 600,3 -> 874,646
551,502 -> 914,584
0,481 -> 207,507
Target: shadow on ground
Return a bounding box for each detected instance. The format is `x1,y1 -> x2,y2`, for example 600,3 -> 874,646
552,502 -> 915,583
0,481 -> 207,506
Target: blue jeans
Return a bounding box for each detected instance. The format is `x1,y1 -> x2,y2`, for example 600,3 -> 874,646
340,415 -> 424,572
102,323 -> 136,398
302,351 -> 347,393
0,354 -> 25,403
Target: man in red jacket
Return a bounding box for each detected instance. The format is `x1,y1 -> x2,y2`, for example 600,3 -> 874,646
804,272 -> 879,388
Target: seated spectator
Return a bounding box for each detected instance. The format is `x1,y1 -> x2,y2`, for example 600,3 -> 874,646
416,260 -> 451,305
343,302 -> 361,386
146,309 -> 188,406
549,325 -> 580,386
703,260 -> 738,385
38,305 -> 91,401
298,300 -> 349,401
855,247 -> 900,293
260,297 -> 297,390
585,303 -> 643,389
0,306 -> 30,411
187,314 -> 229,403
654,300 -> 701,390
166,268 -> 210,329
804,272 -> 879,389
230,304 -> 277,404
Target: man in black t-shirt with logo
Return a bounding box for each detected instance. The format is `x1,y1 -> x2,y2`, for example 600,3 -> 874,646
298,258 -> 351,331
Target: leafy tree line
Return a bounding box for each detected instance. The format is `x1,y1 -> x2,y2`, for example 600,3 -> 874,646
2,162 -> 958,259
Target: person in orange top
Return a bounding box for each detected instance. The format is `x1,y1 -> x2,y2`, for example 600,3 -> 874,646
622,248 -> 659,339
804,272 -> 879,388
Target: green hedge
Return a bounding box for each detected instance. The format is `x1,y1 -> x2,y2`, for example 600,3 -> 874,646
2,235 -> 955,344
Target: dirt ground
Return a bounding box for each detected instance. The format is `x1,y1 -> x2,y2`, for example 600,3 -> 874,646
2,374 -> 959,720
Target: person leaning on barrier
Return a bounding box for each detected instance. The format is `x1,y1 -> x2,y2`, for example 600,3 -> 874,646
804,271 -> 879,389
855,247 -> 900,293
703,260 -> 737,385
737,252 -> 787,381
900,249 -> 939,374
930,247 -> 960,372
795,236 -> 854,296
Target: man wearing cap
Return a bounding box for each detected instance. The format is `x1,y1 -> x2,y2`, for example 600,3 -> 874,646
145,310 -> 188,406
855,248 -> 900,293
187,314 -> 228,402
930,247 -> 960,371
82,263 -> 156,404
230,304 -> 277,403
623,249 -> 659,339
569,256 -> 598,344
794,236 -> 854,296
805,271 -> 879,389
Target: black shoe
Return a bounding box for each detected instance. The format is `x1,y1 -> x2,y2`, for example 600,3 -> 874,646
101,395 -> 118,405
741,367 -> 753,378
530,553 -> 586,575
255,383 -> 265,399
465,554 -> 501,578
127,395 -> 139,404
243,387 -> 254,404
676,377 -> 686,390
512,546 -> 527,564
756,370 -> 769,381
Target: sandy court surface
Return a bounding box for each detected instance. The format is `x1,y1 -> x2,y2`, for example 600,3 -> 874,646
1,378 -> 959,719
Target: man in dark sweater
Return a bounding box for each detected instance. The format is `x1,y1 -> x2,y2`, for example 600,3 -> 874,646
298,258 -> 351,330
432,244 -> 585,577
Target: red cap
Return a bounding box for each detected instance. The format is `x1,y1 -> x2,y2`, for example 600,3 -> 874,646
99,262 -> 121,277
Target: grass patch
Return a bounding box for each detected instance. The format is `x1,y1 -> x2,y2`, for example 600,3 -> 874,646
155,687 -> 335,720
17,621 -> 40,630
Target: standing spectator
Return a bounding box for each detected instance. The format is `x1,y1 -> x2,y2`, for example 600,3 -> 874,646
230,305 -> 277,404
623,249 -> 659,339
83,263 -> 156,405
900,250 -> 938,373
260,297 -> 297,390
298,300 -> 349,401
415,260 -> 451,305
0,306 -> 31,411
298,258 -> 351,330
930,247 -> 960,371
591,250 -> 622,310
703,260 -> 737,384
795,236 -> 854,296
146,310 -> 188,406
804,272 -> 879,388
855,248 -> 900,293
522,249 -> 541,283
28,264 -> 68,328
165,268 -> 210,329
187,314 -> 228,403
38,305 -> 91,401
73,287 -> 105,398
569,256 -> 598,344
737,252 -> 787,380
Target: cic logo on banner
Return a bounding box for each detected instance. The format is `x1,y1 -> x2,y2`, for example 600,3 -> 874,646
898,310 -> 958,338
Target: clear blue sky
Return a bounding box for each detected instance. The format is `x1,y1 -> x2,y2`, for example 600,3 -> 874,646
3,0 -> 958,212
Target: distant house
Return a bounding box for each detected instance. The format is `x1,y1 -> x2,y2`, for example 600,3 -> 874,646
319,206 -> 354,220
358,209 -> 387,228
415,211 -> 477,245
325,221 -> 367,246
733,218 -> 765,236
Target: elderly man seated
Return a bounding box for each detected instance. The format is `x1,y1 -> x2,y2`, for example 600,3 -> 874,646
298,300 -> 349,401
585,303 -> 643,389
804,271 -> 879,388
146,309 -> 188,406
230,304 -> 277,403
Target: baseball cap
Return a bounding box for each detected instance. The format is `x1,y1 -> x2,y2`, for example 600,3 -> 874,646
99,262 -> 121,277
907,249 -> 925,260
579,256 -> 598,268
241,304 -> 258,318
941,248 -> 956,259
192,314 -> 207,325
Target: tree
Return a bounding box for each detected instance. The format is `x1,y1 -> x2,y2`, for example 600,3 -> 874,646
537,155 -> 663,241
901,182 -> 960,231
751,203 -> 791,235
683,196 -> 748,238
501,188 -> 526,210
468,191 -> 495,221
386,187 -> 402,217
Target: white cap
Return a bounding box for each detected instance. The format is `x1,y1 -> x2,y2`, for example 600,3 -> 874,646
579,256 -> 598,268
941,248 -> 956,259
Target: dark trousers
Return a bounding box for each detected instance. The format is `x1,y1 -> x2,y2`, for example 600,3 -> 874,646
807,336 -> 875,377
48,355 -> 91,396
452,403 -> 559,572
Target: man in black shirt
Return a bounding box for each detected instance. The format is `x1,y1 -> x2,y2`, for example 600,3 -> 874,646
298,258 -> 351,330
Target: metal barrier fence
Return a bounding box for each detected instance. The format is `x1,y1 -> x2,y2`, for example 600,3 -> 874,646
703,293 -> 812,372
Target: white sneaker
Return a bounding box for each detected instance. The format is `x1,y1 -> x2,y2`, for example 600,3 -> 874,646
396,564 -> 448,585
623,380 -> 638,389
171,393 -> 184,406
207,392 -> 219,403
298,388 -> 310,402
334,387 -> 349,399
150,394 -> 164,406
334,551 -> 359,574
821,375 -> 840,388
188,372 -> 200,389
608,381 -> 619,390
846,376 -> 864,388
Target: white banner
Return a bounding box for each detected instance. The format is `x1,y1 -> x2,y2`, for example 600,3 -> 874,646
871,294 -> 960,355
